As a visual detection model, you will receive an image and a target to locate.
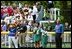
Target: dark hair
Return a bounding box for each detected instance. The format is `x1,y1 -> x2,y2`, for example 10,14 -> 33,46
24,9 -> 29,12
13,7 -> 17,10
30,6 -> 33,10
37,22 -> 40,26
1,8 -> 3,9
36,22 -> 40,27
1,21 -> 5,25
20,9 -> 24,16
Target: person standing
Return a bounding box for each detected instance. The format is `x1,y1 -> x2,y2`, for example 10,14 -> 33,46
32,3 -> 38,23
1,21 -> 7,31
1,21 -> 7,45
33,23 -> 42,48
36,2 -> 44,22
17,20 -> 27,47
41,28 -> 48,48
54,20 -> 64,48
8,23 -> 18,48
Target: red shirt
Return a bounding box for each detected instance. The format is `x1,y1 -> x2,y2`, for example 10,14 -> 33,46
7,7 -> 13,16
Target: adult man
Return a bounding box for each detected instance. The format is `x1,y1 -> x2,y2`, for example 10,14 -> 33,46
54,20 -> 64,48
17,20 -> 27,47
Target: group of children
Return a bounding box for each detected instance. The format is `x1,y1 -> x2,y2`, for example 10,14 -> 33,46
33,22 -> 48,48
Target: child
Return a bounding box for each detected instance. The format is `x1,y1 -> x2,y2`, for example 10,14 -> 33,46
33,23 -> 42,48
39,26 -> 48,48
8,23 -> 18,48
41,30 -> 48,48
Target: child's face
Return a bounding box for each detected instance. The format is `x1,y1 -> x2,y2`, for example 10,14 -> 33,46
10,25 -> 13,28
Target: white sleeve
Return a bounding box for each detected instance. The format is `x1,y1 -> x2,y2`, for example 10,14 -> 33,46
45,31 -> 48,36
36,30 -> 39,34
41,29 -> 48,36
29,8 -> 32,13
33,27 -> 37,32
20,16 -> 23,20
41,29 -> 46,33
41,29 -> 45,35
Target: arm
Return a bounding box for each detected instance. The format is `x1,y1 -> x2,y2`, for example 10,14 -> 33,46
3,25 -> 7,31
15,28 -> 19,39
62,24 -> 64,33
61,24 -> 64,38
33,27 -> 37,34
41,29 -> 48,35
40,29 -> 45,35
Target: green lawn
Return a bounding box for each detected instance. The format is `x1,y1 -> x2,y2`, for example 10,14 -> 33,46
1,43 -> 71,48
47,43 -> 71,48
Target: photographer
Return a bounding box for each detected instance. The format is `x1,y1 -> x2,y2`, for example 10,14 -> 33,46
17,20 -> 27,47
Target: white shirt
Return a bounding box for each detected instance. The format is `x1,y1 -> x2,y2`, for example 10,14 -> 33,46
14,13 -> 19,17
4,16 -> 10,24
19,3 -> 22,8
25,14 -> 33,21
29,8 -> 32,13
28,14 -> 33,21
32,5 -> 38,15
26,25 -> 30,31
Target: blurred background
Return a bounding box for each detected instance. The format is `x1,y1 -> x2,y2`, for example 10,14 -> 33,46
1,1 -> 71,48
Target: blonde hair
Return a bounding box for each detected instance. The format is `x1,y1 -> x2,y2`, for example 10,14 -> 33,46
8,23 -> 16,28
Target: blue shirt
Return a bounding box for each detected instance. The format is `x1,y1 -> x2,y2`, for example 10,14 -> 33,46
2,24 -> 7,31
55,24 -> 64,33
8,27 -> 17,36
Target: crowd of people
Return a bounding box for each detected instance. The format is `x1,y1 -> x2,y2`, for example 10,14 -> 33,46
1,1 -> 71,48
1,2 -> 49,48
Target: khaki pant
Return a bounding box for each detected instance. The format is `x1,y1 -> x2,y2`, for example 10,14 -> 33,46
18,32 -> 27,46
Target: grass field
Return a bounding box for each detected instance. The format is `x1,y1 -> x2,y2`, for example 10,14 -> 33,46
47,43 -> 71,48
1,43 -> 71,48
1,32 -> 71,48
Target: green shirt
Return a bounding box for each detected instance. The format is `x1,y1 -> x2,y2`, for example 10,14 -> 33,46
41,34 -> 48,43
41,34 -> 48,48
33,28 -> 42,42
